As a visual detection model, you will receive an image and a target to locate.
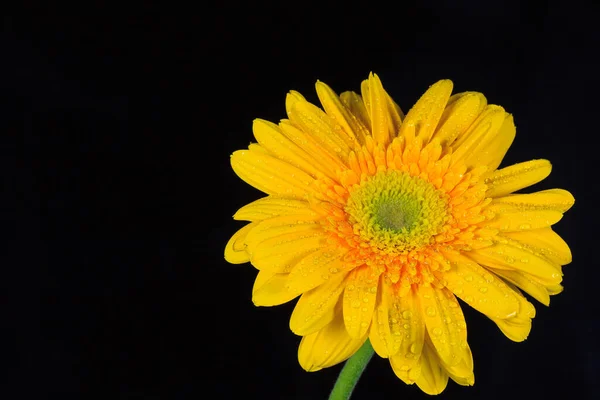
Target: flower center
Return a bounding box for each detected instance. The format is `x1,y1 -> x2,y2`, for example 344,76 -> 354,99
345,170 -> 449,254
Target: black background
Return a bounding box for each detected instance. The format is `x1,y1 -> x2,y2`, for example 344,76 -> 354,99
5,1 -> 599,399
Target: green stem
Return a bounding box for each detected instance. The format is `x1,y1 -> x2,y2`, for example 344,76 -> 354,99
328,339 -> 375,400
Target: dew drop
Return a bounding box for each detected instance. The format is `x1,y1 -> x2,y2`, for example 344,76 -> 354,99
479,287 -> 488,293
433,327 -> 442,336
464,275 -> 473,282
347,285 -> 355,292
403,324 -> 410,330
402,310 -> 412,319
410,343 -> 418,354
352,300 -> 361,308
426,307 -> 436,317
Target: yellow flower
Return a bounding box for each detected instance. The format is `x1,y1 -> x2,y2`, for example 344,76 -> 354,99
224,73 -> 574,395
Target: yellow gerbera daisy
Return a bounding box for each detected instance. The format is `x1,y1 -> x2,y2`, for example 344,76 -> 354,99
224,73 -> 574,395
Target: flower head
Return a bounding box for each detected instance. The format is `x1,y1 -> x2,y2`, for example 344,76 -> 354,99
225,74 -> 574,394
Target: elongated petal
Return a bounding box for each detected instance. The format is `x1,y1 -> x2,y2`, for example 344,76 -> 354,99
224,223 -> 255,264
251,232 -> 327,272
252,271 -> 300,306
286,247 -> 352,294
442,252 -> 520,319
370,281 -> 424,359
289,273 -> 348,335
415,342 -> 449,395
452,106 -> 514,170
503,227 -> 572,265
288,99 -> 353,162
488,268 -> 550,306
433,92 -> 487,146
315,81 -> 368,144
490,286 -> 535,342
234,197 -> 315,222
361,73 -> 394,145
444,344 -> 474,386
244,215 -> 321,257
399,80 -> 454,144
485,160 -> 552,198
231,148 -> 315,197
252,119 -> 330,179
340,91 -> 371,131
476,114 -> 516,172
494,317 -> 532,342
483,189 -> 575,231
298,308 -> 367,371
343,265 -> 379,338
279,120 -> 345,178
369,278 -> 396,357
469,239 -> 562,284
419,285 -> 464,366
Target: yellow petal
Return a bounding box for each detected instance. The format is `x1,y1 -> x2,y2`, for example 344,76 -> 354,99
444,343 -> 475,386
389,287 -> 425,369
369,278 -> 395,357
288,99 -> 353,163
224,223 -> 255,264
252,119 -> 329,179
361,73 -> 394,145
487,268 -> 550,306
279,120 -> 346,177
340,91 -> 371,131
484,159 -> 552,198
285,89 -> 306,117
233,197 -> 315,222
390,356 -> 422,385
230,147 -> 315,198
415,342 -> 449,395
546,283 -> 564,295
244,215 -> 321,257
469,239 -> 562,284
251,231 -> 327,272
476,114 -> 516,172
399,80 -> 454,144
252,271 -> 300,306
286,246 -> 352,294
494,317 -> 532,342
442,252 -> 520,319
503,227 -> 572,265
433,92 -> 487,146
343,265 -> 380,338
315,81 -> 368,144
370,281 -> 424,359
490,287 -> 535,342
289,272 -> 348,336
482,189 -> 574,231
451,107 -> 514,170
418,286 -> 465,366
298,307 -> 367,371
